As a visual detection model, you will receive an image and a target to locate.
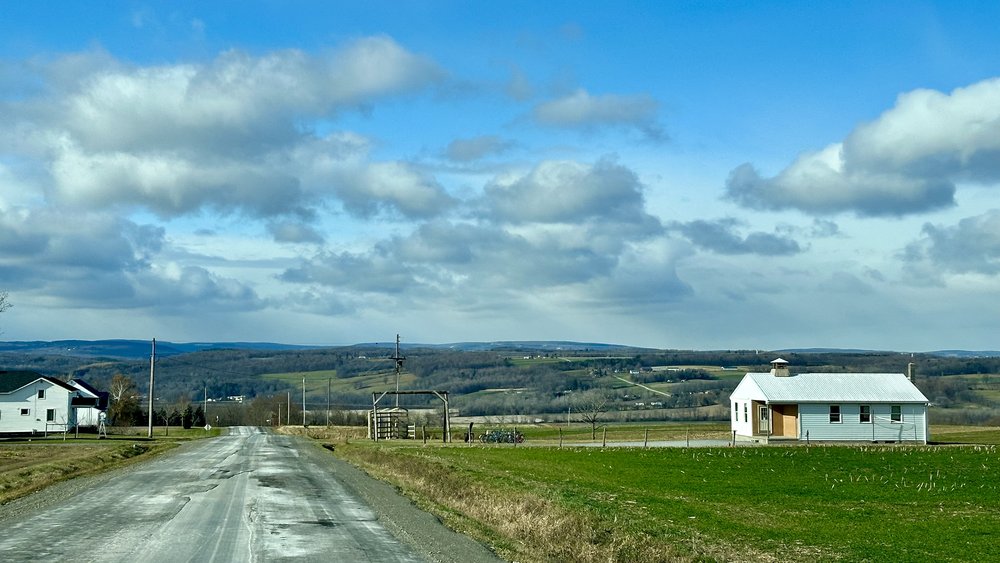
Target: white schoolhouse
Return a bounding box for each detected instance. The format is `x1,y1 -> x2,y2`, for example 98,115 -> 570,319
730,359 -> 930,444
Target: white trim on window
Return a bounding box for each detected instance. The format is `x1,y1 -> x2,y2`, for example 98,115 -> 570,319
890,404 -> 902,423
859,405 -> 872,424
829,404 -> 842,423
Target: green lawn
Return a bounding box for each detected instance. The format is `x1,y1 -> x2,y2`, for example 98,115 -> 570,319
335,441 -> 1000,562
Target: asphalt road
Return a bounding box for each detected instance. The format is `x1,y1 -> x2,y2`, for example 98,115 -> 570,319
0,427 -> 502,563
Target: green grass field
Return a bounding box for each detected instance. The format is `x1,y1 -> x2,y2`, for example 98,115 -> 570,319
333,435 -> 1000,562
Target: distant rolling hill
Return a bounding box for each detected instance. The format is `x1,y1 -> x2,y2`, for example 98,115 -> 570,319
0,339 -> 643,359
0,339 -> 319,359
2,339 -> 996,360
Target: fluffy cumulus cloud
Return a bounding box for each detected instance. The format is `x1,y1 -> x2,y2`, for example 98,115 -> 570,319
669,218 -> 802,256
280,157 -> 673,310
533,89 -> 664,139
905,209 -> 1000,275
333,161 -> 457,219
484,158 -> 659,227
2,37 -> 445,220
726,77 -> 1000,216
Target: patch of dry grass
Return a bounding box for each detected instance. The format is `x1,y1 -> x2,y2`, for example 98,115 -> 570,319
0,441 -> 173,505
332,443 -> 770,562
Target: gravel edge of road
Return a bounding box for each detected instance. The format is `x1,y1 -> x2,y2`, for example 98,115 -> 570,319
1,435 -> 506,563
303,441 -> 506,563
0,443 -> 171,524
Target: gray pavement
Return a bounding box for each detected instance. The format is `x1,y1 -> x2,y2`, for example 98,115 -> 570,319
0,427 -> 499,562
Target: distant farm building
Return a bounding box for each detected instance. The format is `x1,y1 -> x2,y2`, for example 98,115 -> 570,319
730,359 -> 929,444
0,370 -> 105,434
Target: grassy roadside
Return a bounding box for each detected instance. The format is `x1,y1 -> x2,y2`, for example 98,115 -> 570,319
0,427 -> 221,506
302,424 -> 1000,562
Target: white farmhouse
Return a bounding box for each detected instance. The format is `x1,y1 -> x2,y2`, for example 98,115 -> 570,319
730,359 -> 930,444
0,370 -> 82,434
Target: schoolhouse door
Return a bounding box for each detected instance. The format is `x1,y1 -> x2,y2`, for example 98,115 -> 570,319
758,405 -> 769,433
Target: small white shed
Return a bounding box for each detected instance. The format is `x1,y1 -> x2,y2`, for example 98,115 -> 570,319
730,359 -> 930,444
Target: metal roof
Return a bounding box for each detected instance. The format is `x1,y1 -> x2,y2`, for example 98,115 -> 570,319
740,372 -> 929,403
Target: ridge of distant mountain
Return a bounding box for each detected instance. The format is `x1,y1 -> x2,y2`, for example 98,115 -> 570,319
0,339 -> 319,359
2,340 -> 998,360
0,339 -> 643,359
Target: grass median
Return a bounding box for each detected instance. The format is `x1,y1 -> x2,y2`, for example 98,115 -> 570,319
0,427 -> 220,506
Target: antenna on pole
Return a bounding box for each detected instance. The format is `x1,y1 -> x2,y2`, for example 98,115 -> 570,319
391,334 -> 405,408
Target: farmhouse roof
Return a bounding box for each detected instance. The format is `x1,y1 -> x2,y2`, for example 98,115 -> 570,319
734,372 -> 929,404
69,379 -> 109,409
0,370 -> 76,394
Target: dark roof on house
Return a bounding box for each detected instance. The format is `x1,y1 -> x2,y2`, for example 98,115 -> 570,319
0,370 -> 77,394
69,379 -> 109,410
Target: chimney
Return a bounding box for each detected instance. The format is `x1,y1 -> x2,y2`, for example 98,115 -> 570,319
770,358 -> 790,377
907,362 -> 915,383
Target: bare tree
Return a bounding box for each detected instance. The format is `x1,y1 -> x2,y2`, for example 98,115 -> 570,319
108,374 -> 140,428
576,391 -> 609,440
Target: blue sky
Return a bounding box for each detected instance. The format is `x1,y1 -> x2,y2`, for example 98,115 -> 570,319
2,2 -> 1000,350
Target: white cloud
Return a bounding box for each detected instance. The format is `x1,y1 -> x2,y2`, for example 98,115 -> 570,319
727,77 -> 1000,216
669,218 -> 802,256
905,209 -> 1000,275
484,157 -> 659,227
533,88 -> 664,139
2,39 -> 445,221
444,135 -> 516,162
334,161 -> 456,219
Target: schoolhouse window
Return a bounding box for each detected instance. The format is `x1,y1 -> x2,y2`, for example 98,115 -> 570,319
46,409 -> 56,422
860,405 -> 871,423
20,408 -> 30,416
891,405 -> 902,423
829,405 -> 841,423
37,389 -> 45,399
743,403 -> 748,422
733,402 -> 738,421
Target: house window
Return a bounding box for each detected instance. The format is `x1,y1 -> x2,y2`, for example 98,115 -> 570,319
37,389 -> 45,399
20,408 -> 30,416
743,403 -> 748,422
46,409 -> 56,422
860,405 -> 871,424
891,405 -> 902,423
829,405 -> 841,423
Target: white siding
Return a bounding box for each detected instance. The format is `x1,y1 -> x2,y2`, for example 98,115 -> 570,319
0,381 -> 76,434
730,399 -> 756,439
799,403 -> 927,443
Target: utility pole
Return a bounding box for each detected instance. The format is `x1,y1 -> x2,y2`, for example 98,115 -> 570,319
391,334 -> 405,408
147,338 -> 155,438
326,378 -> 331,427
203,385 -> 208,429
286,392 -> 290,426
302,377 -> 306,427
